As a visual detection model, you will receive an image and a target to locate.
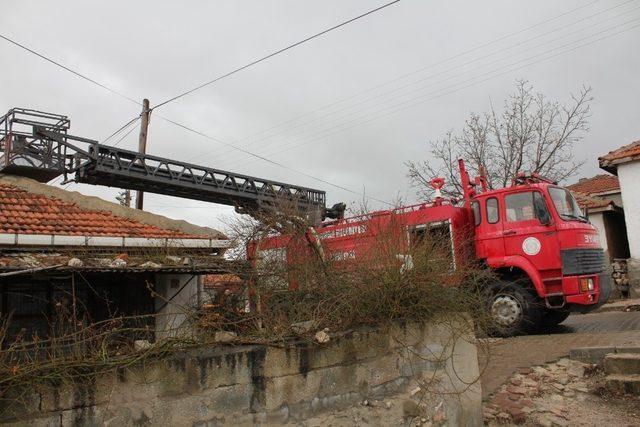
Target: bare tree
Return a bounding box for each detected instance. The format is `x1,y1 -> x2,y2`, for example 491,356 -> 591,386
407,80 -> 592,199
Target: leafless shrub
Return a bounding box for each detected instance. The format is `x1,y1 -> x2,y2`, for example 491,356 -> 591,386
407,79 -> 592,199
0,202 -> 495,417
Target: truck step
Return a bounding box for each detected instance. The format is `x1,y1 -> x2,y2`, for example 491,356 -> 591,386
605,374 -> 640,395
604,353 -> 640,375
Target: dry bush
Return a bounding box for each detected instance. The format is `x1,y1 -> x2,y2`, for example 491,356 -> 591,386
217,204 -> 494,341
0,203 -> 494,417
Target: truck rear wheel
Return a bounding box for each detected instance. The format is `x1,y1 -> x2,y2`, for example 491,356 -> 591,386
486,281 -> 541,337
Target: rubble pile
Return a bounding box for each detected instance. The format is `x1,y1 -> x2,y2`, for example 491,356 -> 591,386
484,358 -> 594,426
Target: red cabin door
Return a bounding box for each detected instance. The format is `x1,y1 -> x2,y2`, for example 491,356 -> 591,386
502,190 -> 560,273
475,197 -> 506,259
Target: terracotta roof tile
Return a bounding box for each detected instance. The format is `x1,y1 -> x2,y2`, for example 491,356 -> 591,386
566,174 -> 620,195
0,183 -> 199,239
599,140 -> 640,172
571,191 -> 614,210
203,274 -> 243,291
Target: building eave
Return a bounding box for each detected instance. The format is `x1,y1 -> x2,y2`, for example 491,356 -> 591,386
0,233 -> 232,249
599,156 -> 640,175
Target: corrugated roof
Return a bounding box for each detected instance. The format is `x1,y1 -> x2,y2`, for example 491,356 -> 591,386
599,140 -> 640,173
0,182 -> 199,238
567,174 -> 620,195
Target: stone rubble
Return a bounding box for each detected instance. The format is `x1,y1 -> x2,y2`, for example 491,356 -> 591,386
484,357 -> 593,426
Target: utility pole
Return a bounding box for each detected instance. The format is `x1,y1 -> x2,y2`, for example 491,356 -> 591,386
136,98 -> 151,210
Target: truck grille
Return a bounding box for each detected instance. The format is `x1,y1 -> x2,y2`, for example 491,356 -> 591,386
561,248 -> 605,276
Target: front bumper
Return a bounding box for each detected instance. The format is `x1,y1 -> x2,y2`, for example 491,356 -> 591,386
562,272 -> 611,309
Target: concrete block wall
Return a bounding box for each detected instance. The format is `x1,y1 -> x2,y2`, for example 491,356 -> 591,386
0,319 -> 482,426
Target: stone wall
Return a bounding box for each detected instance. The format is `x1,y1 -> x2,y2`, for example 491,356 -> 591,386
0,319 -> 482,426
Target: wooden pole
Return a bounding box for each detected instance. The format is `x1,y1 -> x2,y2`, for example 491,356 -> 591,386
136,99 -> 151,210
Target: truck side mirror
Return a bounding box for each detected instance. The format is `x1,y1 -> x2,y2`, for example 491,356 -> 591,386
533,192 -> 551,226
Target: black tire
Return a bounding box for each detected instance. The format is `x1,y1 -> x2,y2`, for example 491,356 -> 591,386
485,281 -> 542,337
539,309 -> 570,328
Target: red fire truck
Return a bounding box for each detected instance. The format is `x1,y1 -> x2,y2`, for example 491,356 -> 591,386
1,109 -> 610,336
249,160 -> 611,336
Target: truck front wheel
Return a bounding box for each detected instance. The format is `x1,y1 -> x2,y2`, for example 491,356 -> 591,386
539,309 -> 570,328
486,281 -> 541,336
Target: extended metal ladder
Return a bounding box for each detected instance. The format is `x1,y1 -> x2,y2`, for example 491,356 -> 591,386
0,108 -> 336,222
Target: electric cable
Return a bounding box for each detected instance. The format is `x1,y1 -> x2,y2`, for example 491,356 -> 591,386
194,0 -> 611,162
0,33 -> 392,204
152,0 -> 401,110
240,19 -> 640,166
216,0 -> 637,168
112,119 -> 141,147
158,115 -> 393,206
3,0 -> 630,208
103,115 -> 141,144
0,35 -> 141,106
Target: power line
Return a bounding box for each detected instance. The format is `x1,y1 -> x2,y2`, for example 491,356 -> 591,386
153,0 -> 401,110
103,115 -> 141,144
229,10 -> 640,167
113,119 -> 141,147
0,33 -> 392,205
4,1 -> 633,208
158,115 -> 392,206
191,0 -> 607,162
216,0 -> 635,168
0,35 -> 141,106
238,18 -> 640,166
0,33 -> 145,145
111,0 -> 403,163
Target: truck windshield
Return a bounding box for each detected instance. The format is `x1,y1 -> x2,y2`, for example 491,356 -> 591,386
548,187 -> 586,222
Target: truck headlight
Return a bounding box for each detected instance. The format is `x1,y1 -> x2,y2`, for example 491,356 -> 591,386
580,277 -> 595,292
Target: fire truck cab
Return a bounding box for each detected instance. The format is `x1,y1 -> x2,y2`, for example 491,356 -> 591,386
470,172 -> 611,334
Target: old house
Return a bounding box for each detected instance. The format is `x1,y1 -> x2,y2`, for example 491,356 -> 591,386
0,173 -> 232,342
599,140 -> 640,297
567,175 -> 629,260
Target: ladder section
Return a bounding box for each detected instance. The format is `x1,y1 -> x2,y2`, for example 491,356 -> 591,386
74,142 -> 327,213
0,108 -> 328,219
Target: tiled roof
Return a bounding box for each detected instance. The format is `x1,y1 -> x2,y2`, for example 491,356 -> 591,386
571,191 -> 614,210
0,183 -> 198,238
599,140 -> 640,173
203,273 -> 243,289
567,174 -> 620,195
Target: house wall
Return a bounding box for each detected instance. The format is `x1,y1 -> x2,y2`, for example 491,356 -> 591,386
589,212 -> 608,254
617,162 -> 640,258
154,273 -> 199,339
616,162 -> 640,296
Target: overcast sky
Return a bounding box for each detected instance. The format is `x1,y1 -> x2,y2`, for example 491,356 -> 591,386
1,0 -> 639,232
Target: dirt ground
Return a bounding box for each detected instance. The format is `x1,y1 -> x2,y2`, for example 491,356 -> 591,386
292,380 -> 450,427
484,357 -> 640,427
